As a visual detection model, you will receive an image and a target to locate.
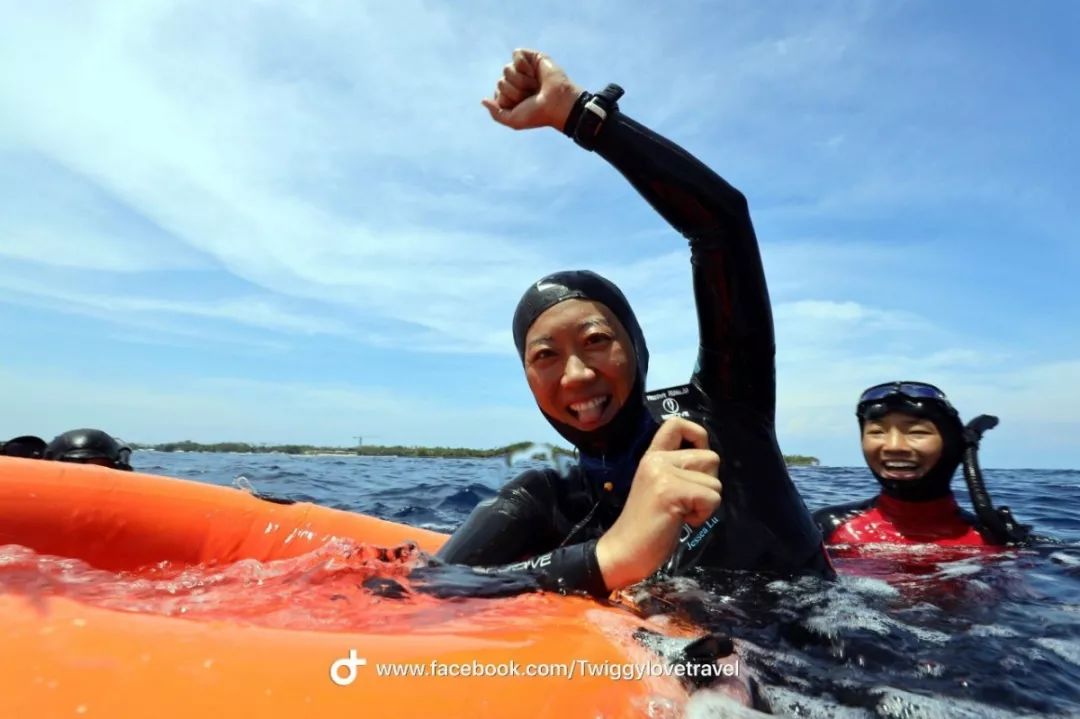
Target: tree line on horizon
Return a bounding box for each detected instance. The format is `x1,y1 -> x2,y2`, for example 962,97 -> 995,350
130,440 -> 575,460
129,440 -> 819,465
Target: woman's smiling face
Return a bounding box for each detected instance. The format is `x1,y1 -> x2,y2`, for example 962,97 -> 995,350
522,299 -> 637,432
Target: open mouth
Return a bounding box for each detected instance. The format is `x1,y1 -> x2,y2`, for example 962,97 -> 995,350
880,460 -> 923,480
568,395 -> 611,426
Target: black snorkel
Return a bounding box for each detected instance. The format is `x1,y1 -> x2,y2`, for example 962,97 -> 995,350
961,415 -> 1032,546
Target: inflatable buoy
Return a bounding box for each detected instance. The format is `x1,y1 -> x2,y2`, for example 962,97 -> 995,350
0,457 -> 745,717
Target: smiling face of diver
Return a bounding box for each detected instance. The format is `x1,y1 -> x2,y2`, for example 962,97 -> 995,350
513,270 -> 649,455
855,382 -> 964,501
523,299 -> 637,432
861,411 -> 945,483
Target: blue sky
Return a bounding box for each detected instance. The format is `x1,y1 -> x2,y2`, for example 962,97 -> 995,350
1,1 -> 1077,468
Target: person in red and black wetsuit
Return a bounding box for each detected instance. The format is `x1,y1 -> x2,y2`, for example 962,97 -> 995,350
813,382 -> 1030,547
436,49 -> 831,596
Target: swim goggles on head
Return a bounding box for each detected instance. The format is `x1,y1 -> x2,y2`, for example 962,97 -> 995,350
858,381 -> 949,404
856,381 -> 958,416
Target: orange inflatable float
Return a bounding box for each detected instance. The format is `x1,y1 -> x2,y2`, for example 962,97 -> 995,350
0,457 -> 743,718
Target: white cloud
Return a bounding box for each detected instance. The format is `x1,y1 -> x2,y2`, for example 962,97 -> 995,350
0,1 -> 1075,470
1,1 -> 582,353
0,269 -> 353,338
0,1 -> 981,360
0,225 -> 200,273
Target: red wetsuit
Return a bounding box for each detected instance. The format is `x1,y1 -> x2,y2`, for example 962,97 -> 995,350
815,493 -> 1009,599
814,493 -> 995,547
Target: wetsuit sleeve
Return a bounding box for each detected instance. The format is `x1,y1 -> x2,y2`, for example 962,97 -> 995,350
812,498 -> 877,544
435,469 -> 609,597
593,114 -> 775,415
590,107 -> 829,576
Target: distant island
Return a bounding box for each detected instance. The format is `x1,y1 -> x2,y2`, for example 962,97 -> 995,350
132,440 -> 574,461
131,440 -> 818,465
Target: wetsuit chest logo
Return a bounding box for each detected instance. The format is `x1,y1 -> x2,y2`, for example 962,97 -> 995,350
645,383 -> 705,424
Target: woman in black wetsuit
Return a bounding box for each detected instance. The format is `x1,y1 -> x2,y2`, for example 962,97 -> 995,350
437,49 -> 829,596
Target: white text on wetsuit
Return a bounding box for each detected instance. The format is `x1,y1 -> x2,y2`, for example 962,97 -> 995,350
503,553 -> 553,571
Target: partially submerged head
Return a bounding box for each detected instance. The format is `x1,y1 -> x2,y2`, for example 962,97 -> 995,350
0,435 -> 47,459
513,271 -> 648,454
44,428 -> 133,471
856,381 -> 964,501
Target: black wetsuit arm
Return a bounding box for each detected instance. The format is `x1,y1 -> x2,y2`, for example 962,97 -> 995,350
435,469 -> 609,596
593,113 -> 774,413
591,107 -> 828,575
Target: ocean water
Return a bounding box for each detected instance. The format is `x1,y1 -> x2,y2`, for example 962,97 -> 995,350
22,452 -> 1080,716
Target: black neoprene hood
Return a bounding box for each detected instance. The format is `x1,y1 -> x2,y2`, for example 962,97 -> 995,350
858,396 -> 965,502
512,270 -> 650,455
44,428 -> 132,470
0,435 -> 46,459
512,270 -> 648,373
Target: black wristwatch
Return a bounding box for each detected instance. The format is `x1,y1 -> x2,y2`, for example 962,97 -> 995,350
566,83 -> 624,151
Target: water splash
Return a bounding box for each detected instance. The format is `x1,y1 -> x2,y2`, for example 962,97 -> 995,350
232,474 -> 256,493
505,442 -> 576,476
0,540 -> 549,632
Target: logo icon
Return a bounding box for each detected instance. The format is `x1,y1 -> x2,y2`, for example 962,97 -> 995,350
662,397 -> 680,414
330,649 -> 367,686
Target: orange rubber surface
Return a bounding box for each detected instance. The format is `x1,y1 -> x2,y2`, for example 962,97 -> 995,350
0,457 -> 691,718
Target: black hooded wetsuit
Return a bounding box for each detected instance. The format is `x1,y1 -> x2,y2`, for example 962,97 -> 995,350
436,103 -> 829,596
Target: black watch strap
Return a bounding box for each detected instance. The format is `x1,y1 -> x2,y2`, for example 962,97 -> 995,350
564,83 -> 624,151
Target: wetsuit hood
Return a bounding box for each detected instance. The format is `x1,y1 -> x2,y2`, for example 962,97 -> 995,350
858,397 -> 964,502
1,435 -> 47,459
45,428 -> 133,471
513,270 -> 650,457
